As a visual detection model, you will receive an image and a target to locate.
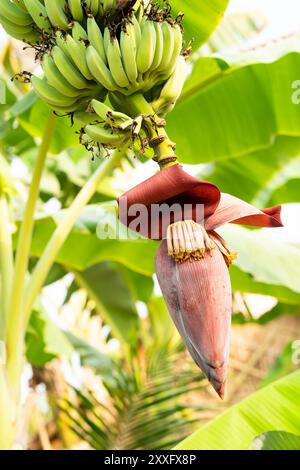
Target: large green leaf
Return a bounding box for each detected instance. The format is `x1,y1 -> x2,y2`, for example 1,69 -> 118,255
172,0 -> 229,49
73,262 -> 141,346
18,99 -> 80,154
230,266 -> 300,305
260,342 -> 299,388
26,205 -> 157,276
220,224 -> 300,296
250,431 -> 300,450
175,370 -> 300,450
26,309 -> 73,367
204,137 -> 300,205
168,52 -> 300,164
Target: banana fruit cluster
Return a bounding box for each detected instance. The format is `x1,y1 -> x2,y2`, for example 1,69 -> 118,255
75,99 -> 139,150
1,0 -> 188,151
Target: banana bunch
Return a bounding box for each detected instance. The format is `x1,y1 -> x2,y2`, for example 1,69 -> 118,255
0,0 -> 40,43
2,1 -> 143,43
34,14 -> 183,114
31,25 -> 107,114
3,0 -> 186,151
152,55 -> 188,117
85,16 -> 183,96
75,99 -> 137,150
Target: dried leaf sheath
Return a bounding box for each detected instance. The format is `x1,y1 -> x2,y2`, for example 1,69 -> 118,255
156,241 -> 231,399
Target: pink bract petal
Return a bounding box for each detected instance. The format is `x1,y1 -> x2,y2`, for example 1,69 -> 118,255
118,165 -> 221,240
205,193 -> 283,231
155,241 -> 232,399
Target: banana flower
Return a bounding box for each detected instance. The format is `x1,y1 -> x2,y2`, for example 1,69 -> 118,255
118,165 -> 282,398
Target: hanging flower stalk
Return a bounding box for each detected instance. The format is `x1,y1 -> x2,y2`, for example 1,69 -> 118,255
118,164 -> 282,398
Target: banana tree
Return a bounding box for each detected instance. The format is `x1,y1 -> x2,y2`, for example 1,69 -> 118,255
0,0 -> 299,450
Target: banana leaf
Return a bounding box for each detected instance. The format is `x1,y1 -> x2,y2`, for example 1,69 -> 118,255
175,370 -> 300,450
250,431 -> 300,450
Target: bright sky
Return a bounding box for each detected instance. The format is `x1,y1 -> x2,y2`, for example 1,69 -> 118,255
228,0 -> 300,37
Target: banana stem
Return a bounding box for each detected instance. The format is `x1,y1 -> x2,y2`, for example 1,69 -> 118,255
121,93 -> 178,169
23,147 -> 126,325
6,111 -> 56,392
0,193 -> 14,338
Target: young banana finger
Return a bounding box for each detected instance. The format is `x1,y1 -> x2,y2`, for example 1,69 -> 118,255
136,20 -> 156,75
2,0 -> 32,26
165,23 -> 183,73
87,15 -> 107,64
86,45 -> 119,91
120,22 -> 138,84
149,21 -> 164,72
106,34 -> 130,88
158,21 -> 174,72
31,75 -> 78,108
52,46 -> 91,90
71,20 -> 88,41
65,34 -> 93,80
23,0 -> 51,31
44,0 -> 70,30
85,124 -> 127,145
42,54 -> 82,98
152,55 -> 188,116
74,111 -> 99,127
68,0 -> 84,22
92,99 -> 130,123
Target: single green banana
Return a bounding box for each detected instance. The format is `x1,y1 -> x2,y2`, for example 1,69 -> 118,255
50,99 -> 90,114
31,75 -> 78,108
55,31 -> 68,52
120,22 -> 138,84
23,0 -> 51,31
0,18 -> 38,42
102,0 -> 115,12
92,99 -> 130,123
152,55 -> 187,116
0,14 -> 34,36
71,20 -> 88,41
86,45 -> 119,91
131,14 -> 141,44
12,0 -> 28,12
42,54 -> 82,98
103,26 -> 110,54
65,34 -> 94,80
136,20 -> 156,75
165,23 -> 182,73
52,46 -> 91,89
85,124 -> 127,145
149,21 -> 164,72
158,21 -> 174,72
106,35 -> 130,88
68,0 -> 84,22
74,111 -> 99,126
86,0 -> 99,16
87,15 -> 107,64
1,0 -> 32,26
44,0 -> 69,30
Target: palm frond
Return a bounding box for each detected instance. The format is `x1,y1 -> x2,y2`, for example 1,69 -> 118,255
59,341 -> 211,450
